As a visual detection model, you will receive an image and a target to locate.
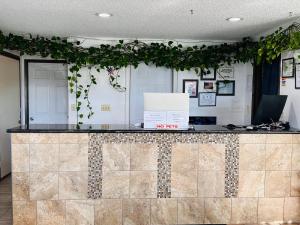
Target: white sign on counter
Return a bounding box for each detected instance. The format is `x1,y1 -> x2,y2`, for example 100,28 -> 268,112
144,111 -> 188,129
144,111 -> 167,129
144,93 -> 189,129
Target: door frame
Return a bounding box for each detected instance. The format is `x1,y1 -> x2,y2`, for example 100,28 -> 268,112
24,59 -> 67,125
0,51 -> 21,124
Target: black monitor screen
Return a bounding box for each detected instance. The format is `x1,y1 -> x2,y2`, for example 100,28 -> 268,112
253,95 -> 287,125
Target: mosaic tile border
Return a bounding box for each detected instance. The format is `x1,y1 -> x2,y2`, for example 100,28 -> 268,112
88,133 -> 239,199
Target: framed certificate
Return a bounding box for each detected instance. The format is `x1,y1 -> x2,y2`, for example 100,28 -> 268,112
198,92 -> 217,106
217,66 -> 234,80
216,80 -> 235,96
183,79 -> 199,98
296,64 -> 300,89
282,58 -> 295,78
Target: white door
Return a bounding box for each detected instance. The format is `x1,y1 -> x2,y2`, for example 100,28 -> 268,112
29,62 -> 68,124
0,55 -> 20,177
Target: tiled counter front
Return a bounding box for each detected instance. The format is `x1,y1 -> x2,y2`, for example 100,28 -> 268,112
11,132 -> 300,225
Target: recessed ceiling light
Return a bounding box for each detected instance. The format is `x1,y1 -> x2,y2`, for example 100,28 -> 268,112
96,13 -> 112,18
226,17 -> 243,22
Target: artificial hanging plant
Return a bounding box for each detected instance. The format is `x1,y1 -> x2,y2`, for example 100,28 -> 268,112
0,23 -> 300,124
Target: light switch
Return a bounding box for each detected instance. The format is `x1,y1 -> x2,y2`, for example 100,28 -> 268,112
71,104 -> 76,111
101,104 -> 111,112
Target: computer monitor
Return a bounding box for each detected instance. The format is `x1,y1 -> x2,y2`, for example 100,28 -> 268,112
253,95 -> 287,125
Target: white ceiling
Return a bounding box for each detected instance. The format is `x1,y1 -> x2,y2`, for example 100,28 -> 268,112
0,0 -> 299,40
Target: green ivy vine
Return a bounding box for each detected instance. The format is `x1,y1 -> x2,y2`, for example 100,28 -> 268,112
0,23 -> 299,124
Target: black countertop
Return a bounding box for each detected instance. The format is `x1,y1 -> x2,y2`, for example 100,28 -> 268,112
6,124 -> 300,134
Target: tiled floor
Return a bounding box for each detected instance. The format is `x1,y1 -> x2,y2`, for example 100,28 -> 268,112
0,175 -> 12,225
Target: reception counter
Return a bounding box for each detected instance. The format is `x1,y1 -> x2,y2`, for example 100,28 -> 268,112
7,125 -> 300,225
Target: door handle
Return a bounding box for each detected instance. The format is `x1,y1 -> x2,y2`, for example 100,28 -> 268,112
30,117 -> 34,121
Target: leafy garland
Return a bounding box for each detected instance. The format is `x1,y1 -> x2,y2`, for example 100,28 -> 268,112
0,24 -> 300,124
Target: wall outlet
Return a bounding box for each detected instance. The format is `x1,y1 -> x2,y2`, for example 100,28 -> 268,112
101,104 -> 111,112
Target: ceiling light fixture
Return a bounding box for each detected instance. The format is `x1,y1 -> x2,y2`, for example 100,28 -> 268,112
226,17 -> 243,22
96,13 -> 112,18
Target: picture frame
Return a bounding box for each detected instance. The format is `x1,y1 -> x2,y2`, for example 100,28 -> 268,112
200,69 -> 216,80
217,66 -> 234,80
282,58 -> 295,78
216,80 -> 235,96
183,79 -> 199,98
203,81 -> 215,91
198,92 -> 217,107
295,63 -> 300,89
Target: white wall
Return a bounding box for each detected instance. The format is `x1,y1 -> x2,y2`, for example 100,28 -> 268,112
0,55 -> 20,177
174,63 -> 253,125
68,67 -> 130,124
280,50 -> 300,129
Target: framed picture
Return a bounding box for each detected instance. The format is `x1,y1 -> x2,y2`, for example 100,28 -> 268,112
217,66 -> 234,80
296,64 -> 300,89
216,80 -> 235,96
200,69 -> 216,80
198,92 -> 217,106
203,81 -> 215,91
282,58 -> 295,78
183,79 -> 199,98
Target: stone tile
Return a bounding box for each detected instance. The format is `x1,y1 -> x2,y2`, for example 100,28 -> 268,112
258,198 -> 284,223
78,133 -> 89,144
292,144 -> 300,170
231,198 -> 258,224
239,134 -> 266,144
123,199 -> 150,225
291,171 -> 300,197
129,171 -> 157,198
66,200 -> 94,225
59,144 -> 88,171
11,144 -> 29,172
293,134 -> 300,144
204,198 -> 231,224
171,170 -> 197,197
239,144 -> 265,170
198,170 -> 225,197
178,198 -> 204,224
265,171 -> 291,197
130,144 -> 158,171
95,199 -> 122,225
266,144 -> 292,170
13,201 -> 37,225
198,144 -> 225,170
266,134 -> 293,144
102,171 -> 129,198
12,173 -> 29,201
150,199 -> 177,225
30,144 -> 59,172
284,197 -> 300,222
59,172 -> 88,200
102,144 -> 130,170
30,172 -> 58,200
30,133 -> 59,144
59,133 -> 79,144
172,143 -> 198,171
11,133 -> 30,144
37,200 -> 66,225
239,171 -> 265,197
